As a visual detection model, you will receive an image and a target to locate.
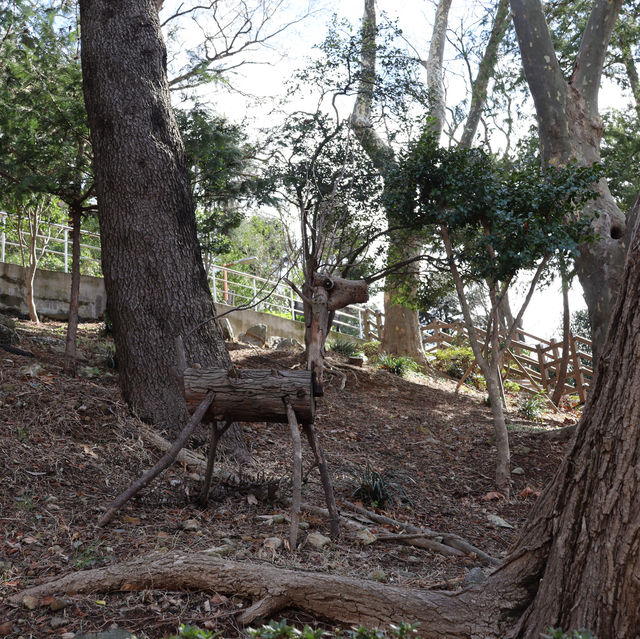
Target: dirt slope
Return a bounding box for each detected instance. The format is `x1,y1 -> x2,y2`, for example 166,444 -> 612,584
0,320 -> 574,638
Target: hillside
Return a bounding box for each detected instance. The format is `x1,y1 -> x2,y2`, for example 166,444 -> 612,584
0,320 -> 575,638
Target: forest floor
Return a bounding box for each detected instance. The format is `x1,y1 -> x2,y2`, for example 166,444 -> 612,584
0,320 -> 579,639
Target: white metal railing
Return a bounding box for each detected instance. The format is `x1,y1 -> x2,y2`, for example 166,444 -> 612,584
0,212 -> 378,339
0,213 -> 102,275
210,265 -> 374,339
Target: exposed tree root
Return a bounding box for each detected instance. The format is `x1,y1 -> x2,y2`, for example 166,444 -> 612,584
10,551 -> 520,636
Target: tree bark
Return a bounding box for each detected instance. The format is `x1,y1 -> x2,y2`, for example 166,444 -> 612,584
350,0 -> 426,364
459,0 -> 510,148
501,204 -> 640,638
183,368 -> 315,424
509,0 -> 626,363
551,270 -> 570,406
14,207 -> 640,635
79,0 -> 235,430
10,550 -> 519,635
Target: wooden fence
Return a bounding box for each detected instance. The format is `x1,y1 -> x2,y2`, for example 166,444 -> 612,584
420,320 -> 593,404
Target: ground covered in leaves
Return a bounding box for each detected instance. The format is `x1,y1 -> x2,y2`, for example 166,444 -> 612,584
0,320 -> 577,638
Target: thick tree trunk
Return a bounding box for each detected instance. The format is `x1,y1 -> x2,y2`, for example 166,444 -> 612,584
350,0 -> 426,364
501,207 -> 640,638
63,205 -> 82,375
509,0 -> 626,364
79,0 -> 234,430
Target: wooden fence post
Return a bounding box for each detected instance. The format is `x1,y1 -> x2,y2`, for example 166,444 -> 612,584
569,333 -> 586,403
536,344 -> 549,393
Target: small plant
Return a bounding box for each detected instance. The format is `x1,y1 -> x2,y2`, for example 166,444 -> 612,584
72,540 -> 105,569
168,625 -> 221,638
328,338 -> 362,358
541,629 -> 595,639
519,393 -> 547,421
247,619 -> 325,638
503,380 -> 521,393
361,340 -> 381,359
351,463 -> 393,508
377,353 -> 419,376
433,346 -> 474,379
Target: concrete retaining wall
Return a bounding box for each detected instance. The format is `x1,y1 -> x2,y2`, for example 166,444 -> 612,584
0,262 -> 359,345
0,262 -> 107,321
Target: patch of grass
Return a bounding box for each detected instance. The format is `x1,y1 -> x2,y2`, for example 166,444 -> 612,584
518,393 -> 547,421
72,540 -> 106,569
361,340 -> 381,359
433,346 -> 474,379
328,338 -> 362,358
377,353 -> 419,377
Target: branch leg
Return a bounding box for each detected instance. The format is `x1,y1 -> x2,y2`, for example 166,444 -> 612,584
98,392 -> 215,526
303,422 -> 339,538
199,419 -> 233,506
284,399 -> 302,551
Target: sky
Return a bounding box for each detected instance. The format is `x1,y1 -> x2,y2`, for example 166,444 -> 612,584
158,0 -> 617,341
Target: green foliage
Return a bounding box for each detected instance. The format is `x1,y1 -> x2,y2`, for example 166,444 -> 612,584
518,393 -> 547,421
328,338 -> 362,357
361,341 -> 382,359
570,308 -> 592,341
433,346 -> 475,379
385,130 -> 600,285
0,1 -> 92,207
377,353 -> 419,377
247,619 -> 324,638
541,628 -> 595,639
503,380 -> 521,393
177,107 -> 258,256
167,624 -> 221,639
601,108 -> 640,212
219,216 -> 290,280
351,462 -> 393,509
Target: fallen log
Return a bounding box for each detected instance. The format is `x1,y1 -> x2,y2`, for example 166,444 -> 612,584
10,551 -> 514,634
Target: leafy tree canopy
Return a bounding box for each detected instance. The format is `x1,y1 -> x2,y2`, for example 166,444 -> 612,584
0,0 -> 90,205
385,130 -> 602,284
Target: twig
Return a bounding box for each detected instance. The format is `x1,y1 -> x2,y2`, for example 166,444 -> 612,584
284,398 -> 302,551
98,392 -> 215,526
342,500 -> 499,566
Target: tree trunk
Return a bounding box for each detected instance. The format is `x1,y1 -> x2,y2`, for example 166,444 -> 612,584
25,258 -> 39,324
79,0 -> 235,431
509,0 -> 626,364
484,363 -> 510,497
459,0 -> 510,148
500,206 -> 640,638
350,0 -> 426,364
63,204 -> 82,375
